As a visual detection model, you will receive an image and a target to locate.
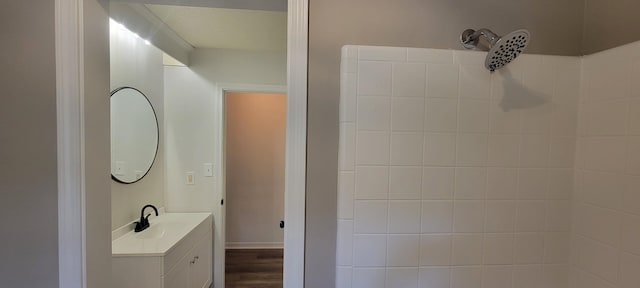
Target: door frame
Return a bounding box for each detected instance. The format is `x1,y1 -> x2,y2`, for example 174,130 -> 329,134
55,0 -> 308,287
55,0 -> 85,287
214,84 -> 287,288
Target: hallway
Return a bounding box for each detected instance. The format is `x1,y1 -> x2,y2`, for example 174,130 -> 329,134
225,249 -> 283,288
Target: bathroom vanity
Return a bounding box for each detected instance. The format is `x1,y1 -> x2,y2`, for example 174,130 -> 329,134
112,213 -> 213,288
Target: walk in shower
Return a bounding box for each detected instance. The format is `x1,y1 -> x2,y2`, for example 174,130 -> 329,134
336,34 -> 640,287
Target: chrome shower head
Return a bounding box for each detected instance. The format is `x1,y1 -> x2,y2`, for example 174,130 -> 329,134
460,28 -> 530,72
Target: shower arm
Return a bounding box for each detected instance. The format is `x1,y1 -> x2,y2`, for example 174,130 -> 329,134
461,28 -> 500,49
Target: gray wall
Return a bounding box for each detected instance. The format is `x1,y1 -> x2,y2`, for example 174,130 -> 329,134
306,0 -> 585,287
0,2 -> 59,287
582,0 -> 640,54
83,0 -> 112,287
0,1 -> 110,287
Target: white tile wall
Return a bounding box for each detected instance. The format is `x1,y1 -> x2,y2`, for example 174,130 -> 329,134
482,265 -> 513,288
387,268 -> 419,288
451,266 -> 483,288
571,41 -> 640,288
513,265 -> 543,288
419,267 -> 451,288
387,235 -> 420,266
388,201 -> 421,233
390,167 -> 422,200
451,234 -> 483,265
338,45 -> 583,288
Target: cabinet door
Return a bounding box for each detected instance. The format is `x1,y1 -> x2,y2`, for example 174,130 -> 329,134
189,233 -> 212,288
163,258 -> 189,288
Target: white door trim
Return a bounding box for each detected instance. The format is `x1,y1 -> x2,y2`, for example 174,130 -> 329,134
284,1 -> 308,287
56,0 -> 308,287
214,83 -> 287,288
56,0 -> 86,287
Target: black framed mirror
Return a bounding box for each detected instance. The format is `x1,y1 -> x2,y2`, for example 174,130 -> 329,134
110,87 -> 159,184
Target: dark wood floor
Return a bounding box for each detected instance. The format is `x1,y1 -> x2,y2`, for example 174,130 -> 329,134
225,249 -> 283,288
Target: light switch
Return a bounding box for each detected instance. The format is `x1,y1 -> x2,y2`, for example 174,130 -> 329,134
186,172 -> 195,185
204,163 -> 213,177
115,161 -> 125,176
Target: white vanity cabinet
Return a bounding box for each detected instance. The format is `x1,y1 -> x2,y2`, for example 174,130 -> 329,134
164,232 -> 212,288
188,233 -> 213,288
112,213 -> 213,288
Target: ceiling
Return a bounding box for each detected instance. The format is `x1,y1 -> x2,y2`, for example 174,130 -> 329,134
127,0 -> 286,11
145,4 -> 287,52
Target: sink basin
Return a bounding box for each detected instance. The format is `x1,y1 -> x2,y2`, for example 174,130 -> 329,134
112,213 -> 212,257
135,225 -> 166,239
133,222 -> 187,239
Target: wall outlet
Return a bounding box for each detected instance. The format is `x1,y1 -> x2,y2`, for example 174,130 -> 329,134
186,172 -> 195,185
204,163 -> 213,177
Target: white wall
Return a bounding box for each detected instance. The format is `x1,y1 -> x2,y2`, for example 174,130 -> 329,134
164,66 -> 218,212
571,41 -> 640,288
336,46 -> 580,288
190,48 -> 287,85
225,92 -> 286,248
164,48 -> 286,285
0,2 -> 59,286
110,21 -> 166,230
164,48 -> 286,214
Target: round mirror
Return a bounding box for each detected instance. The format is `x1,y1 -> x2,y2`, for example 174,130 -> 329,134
110,87 -> 159,184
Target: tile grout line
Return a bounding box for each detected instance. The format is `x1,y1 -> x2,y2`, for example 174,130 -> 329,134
350,50 -> 359,286
448,51 -> 461,288
419,58 -> 429,280
384,51 -> 396,286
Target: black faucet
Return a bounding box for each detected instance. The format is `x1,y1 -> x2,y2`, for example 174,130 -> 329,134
134,204 -> 159,232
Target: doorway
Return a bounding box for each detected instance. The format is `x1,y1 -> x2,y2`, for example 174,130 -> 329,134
224,91 -> 286,288
55,0 -> 307,287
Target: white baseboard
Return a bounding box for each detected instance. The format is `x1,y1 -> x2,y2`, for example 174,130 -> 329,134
226,242 -> 284,250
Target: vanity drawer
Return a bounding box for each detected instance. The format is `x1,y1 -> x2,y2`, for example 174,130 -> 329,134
163,231 -> 212,288
163,215 -> 212,275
